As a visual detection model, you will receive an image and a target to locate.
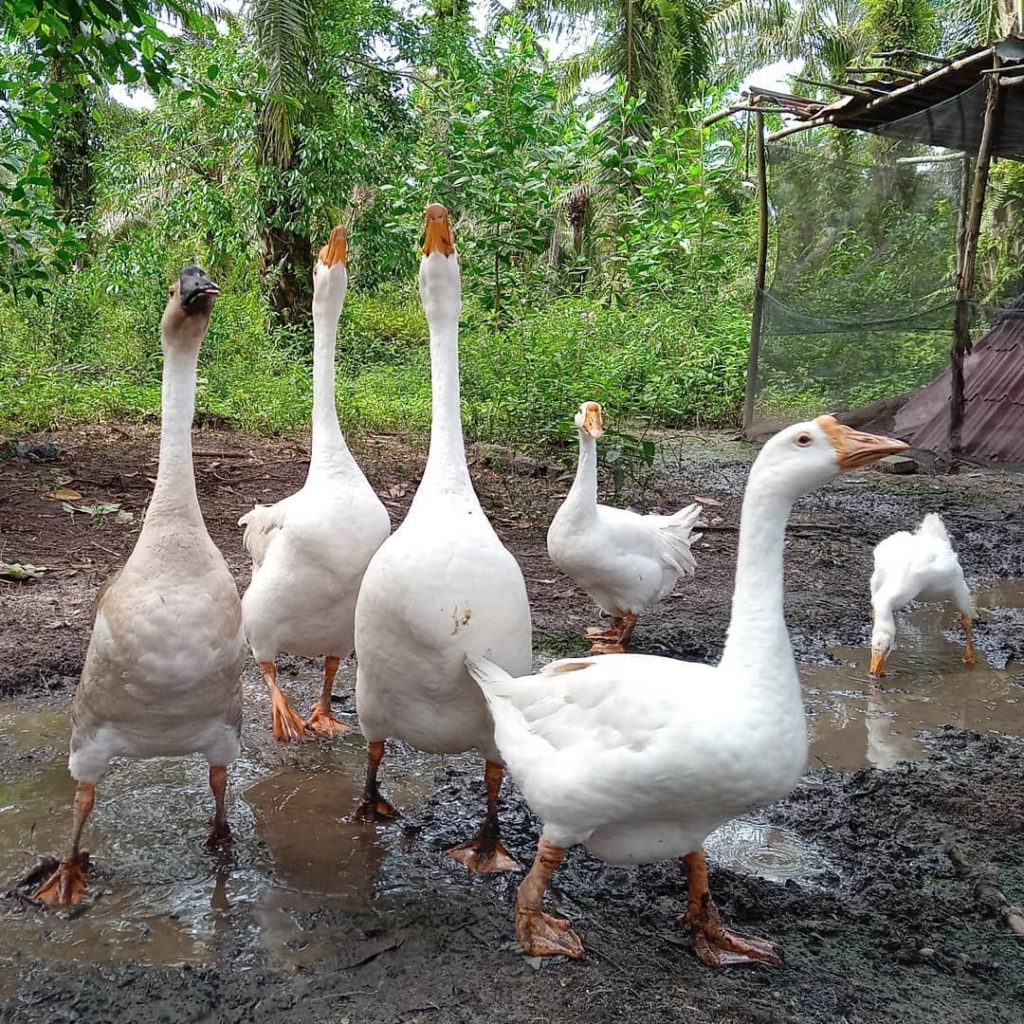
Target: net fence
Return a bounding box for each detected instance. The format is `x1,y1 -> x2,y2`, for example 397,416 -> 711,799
751,121 -> 1024,437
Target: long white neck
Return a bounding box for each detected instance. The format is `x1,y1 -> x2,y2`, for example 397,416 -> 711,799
309,295 -> 357,476
146,340 -> 202,526
419,255 -> 472,495
719,467 -> 796,676
564,430 -> 598,519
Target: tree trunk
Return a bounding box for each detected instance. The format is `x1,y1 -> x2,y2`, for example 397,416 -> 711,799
258,120 -> 312,326
48,58 -> 95,226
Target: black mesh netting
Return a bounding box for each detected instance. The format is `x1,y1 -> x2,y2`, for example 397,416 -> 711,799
752,126 -> 1024,435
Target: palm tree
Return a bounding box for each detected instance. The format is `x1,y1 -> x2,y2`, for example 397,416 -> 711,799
249,0 -> 318,320
508,0 -> 716,125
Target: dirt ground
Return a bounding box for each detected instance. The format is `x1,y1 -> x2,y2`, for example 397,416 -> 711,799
1,422 -> 1023,1024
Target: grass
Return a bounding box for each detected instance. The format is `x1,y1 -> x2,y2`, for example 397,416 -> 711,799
0,272 -> 751,445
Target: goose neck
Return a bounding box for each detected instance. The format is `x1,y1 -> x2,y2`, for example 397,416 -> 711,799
147,341 -> 202,525
565,430 -> 599,515
420,309 -> 471,494
309,301 -> 355,474
719,467 -> 796,675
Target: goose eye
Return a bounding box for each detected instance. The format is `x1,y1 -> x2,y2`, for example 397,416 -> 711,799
795,432 -> 812,447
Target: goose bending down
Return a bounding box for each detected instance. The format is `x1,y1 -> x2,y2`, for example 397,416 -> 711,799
32,267 -> 244,906
352,205 -> 532,872
869,513 -> 974,677
239,228 -> 390,741
547,401 -> 701,653
467,416 -> 908,963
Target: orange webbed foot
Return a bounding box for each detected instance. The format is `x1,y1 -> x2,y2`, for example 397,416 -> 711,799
515,906 -> 584,958
350,797 -> 401,823
205,819 -> 232,850
589,640 -> 627,654
270,689 -> 308,742
305,702 -> 352,738
31,854 -> 90,907
685,915 -> 783,967
585,625 -> 620,640
446,837 -> 523,873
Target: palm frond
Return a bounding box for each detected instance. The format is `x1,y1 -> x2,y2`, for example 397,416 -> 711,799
250,0 -> 318,166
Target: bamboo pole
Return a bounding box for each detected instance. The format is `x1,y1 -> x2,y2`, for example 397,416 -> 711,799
743,110 -> 769,436
950,60 -> 1002,460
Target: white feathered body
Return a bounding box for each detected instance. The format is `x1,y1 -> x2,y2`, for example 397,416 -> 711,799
240,466 -> 390,663
355,487 -> 532,762
467,653 -> 806,864
548,500 -> 701,617
871,513 -> 970,614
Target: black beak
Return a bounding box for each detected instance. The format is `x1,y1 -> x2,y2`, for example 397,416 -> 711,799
179,264 -> 221,313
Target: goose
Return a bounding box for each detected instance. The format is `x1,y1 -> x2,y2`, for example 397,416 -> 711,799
869,513 -> 974,677
239,227 -> 390,741
466,416 -> 908,963
32,266 -> 244,906
547,400 -> 702,652
351,204 -> 532,873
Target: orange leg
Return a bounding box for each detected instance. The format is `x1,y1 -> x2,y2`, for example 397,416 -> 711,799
33,781 -> 95,907
960,614 -> 976,666
261,661 -> 307,742
585,616 -> 623,641
446,761 -> 523,873
206,765 -> 231,848
589,613 -> 638,655
514,837 -> 584,958
305,656 -> 351,738
350,740 -> 400,822
681,849 -> 782,967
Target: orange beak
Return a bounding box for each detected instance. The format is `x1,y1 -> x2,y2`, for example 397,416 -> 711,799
817,415 -> 909,471
423,203 -> 456,257
582,402 -> 603,438
869,651 -> 887,677
318,226 -> 347,268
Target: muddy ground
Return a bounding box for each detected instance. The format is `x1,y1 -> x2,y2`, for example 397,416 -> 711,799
1,422 -> 1023,1024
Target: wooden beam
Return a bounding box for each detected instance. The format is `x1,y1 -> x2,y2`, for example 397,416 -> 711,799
844,65 -> 924,79
795,76 -> 873,98
702,104 -> 792,127
950,60 -> 1002,461
743,110 -> 769,437
871,48 -> 951,65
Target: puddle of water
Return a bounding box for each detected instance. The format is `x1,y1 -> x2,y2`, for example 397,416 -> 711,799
804,581 -> 1024,771
706,817 -> 830,883
0,661 -> 449,971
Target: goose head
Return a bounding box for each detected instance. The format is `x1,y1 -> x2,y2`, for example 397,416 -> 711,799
313,225 -> 348,318
161,265 -> 220,351
574,400 -> 603,439
754,415 -> 909,498
869,621 -> 896,677
419,203 -> 460,324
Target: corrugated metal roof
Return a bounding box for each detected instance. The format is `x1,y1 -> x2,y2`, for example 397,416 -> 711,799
748,35 -> 1024,159
892,296 -> 1024,463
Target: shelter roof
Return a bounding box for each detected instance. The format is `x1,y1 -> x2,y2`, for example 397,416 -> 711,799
738,36 -> 1024,158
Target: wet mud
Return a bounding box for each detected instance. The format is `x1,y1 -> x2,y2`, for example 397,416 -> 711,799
1,424 -> 1023,1023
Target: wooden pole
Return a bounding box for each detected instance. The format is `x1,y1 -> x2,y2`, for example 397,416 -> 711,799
951,63 -> 1002,460
743,110 -> 769,436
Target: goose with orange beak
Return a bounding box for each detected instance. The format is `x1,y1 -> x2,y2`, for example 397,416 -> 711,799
351,204 -> 532,872
239,227 -> 391,741
868,513 -> 975,678
547,399 -> 702,653
468,416 -> 908,965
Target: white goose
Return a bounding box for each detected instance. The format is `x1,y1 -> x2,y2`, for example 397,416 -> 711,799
239,227 -> 390,741
32,267 -> 244,906
547,400 -> 702,652
352,204 -> 532,872
869,513 -> 974,677
467,416 -> 908,964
